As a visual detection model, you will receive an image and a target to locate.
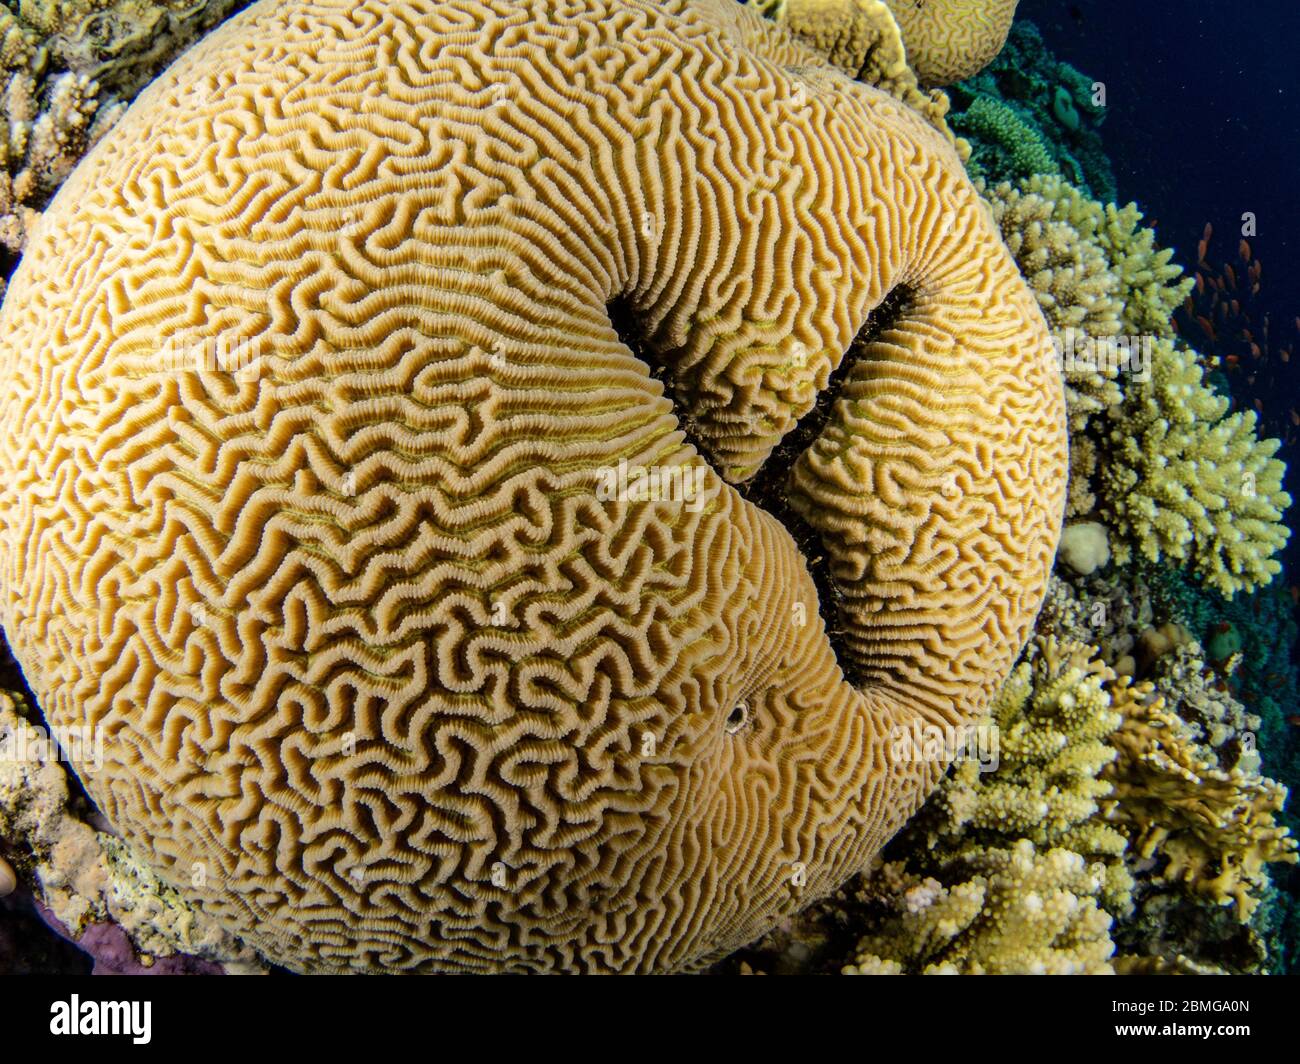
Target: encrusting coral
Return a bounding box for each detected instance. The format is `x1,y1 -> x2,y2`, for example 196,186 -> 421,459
0,686 -> 254,968
0,0 -> 1067,973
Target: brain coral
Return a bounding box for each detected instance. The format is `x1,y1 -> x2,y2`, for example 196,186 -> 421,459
883,0 -> 1019,86
0,0 -> 1065,972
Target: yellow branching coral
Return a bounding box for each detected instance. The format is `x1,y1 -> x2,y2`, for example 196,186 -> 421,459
1103,690 -> 1297,920
882,0 -> 1019,87
985,180 -> 1123,342
984,179 -> 1123,437
841,637 -> 1129,973
1020,175 -> 1193,338
1102,340 -> 1291,596
986,177 -> 1287,593
0,0 -> 1066,973
917,637 -> 1133,908
845,841 -> 1115,974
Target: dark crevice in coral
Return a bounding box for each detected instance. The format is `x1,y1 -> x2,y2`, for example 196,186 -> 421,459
609,285 -> 917,687
739,285 -> 917,686
607,294 -> 722,479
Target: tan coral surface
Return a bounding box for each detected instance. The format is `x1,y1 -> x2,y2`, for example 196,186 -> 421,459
0,0 -> 1065,972
884,0 -> 1018,86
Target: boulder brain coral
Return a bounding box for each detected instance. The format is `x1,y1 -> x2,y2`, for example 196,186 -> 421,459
0,0 -> 1065,972
883,0 -> 1019,86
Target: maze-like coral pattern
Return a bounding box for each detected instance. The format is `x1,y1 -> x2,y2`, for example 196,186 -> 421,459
884,0 -> 1019,86
0,0 -> 1064,971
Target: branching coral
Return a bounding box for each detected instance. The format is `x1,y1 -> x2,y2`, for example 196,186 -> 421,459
0,0 -> 1066,973
985,174 -> 1289,588
1102,340 -> 1291,596
1021,175 -> 1193,338
912,637 -> 1134,907
0,1 -> 239,256
839,636 -> 1130,973
844,841 -> 1115,974
1103,689 -> 1296,920
957,97 -> 1059,180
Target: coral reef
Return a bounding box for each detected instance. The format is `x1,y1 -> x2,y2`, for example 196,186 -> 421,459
0,1 -> 241,267
1102,340 -> 1291,596
950,22 -> 1114,202
985,173 -> 1290,596
0,0 -> 1066,973
0,685 -> 255,971
721,575 -> 1295,975
779,635 -> 1134,974
0,0 -> 1291,981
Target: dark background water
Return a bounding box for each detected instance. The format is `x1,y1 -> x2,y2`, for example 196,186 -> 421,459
1020,0 -> 1300,577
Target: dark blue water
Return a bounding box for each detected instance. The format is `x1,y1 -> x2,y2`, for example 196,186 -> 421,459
1022,0 -> 1300,577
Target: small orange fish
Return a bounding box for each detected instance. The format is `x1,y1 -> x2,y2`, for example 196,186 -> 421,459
1225,264 -> 1237,289
1251,342 -> 1262,359
1289,716 -> 1300,727
1224,354 -> 1240,368
1289,410 -> 1299,427
1196,274 -> 1205,295
1253,283 -> 1261,295
1198,315 -> 1216,341
1255,398 -> 1264,412
1284,349 -> 1292,363
1240,239 -> 1251,262
1204,222 -> 1213,241
1231,299 -> 1241,316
